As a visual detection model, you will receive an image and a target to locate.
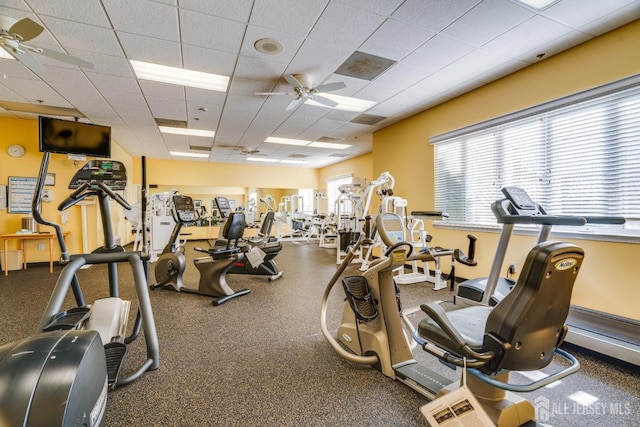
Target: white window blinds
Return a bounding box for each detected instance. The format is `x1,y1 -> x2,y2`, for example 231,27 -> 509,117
432,75 -> 640,235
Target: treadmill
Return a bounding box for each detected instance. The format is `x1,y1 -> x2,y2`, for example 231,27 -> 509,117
456,187 -> 639,366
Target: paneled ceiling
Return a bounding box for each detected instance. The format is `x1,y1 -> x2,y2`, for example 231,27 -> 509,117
1,0 -> 639,168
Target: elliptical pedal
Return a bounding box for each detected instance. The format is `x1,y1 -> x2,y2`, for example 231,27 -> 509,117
104,342 -> 128,386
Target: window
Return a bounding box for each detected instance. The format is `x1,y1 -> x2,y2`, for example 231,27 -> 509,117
298,188 -> 314,214
432,75 -> 640,239
327,174 -> 353,214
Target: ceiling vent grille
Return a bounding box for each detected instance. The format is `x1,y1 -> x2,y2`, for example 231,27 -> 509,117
155,118 -> 187,128
329,153 -> 349,158
288,154 -> 308,158
189,145 -> 212,151
335,51 -> 397,81
350,114 -> 387,125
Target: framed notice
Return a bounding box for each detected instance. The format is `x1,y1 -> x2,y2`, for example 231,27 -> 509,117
8,176 -> 37,213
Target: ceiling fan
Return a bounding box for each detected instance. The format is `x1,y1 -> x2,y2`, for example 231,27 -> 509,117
256,74 -> 346,111
0,15 -> 94,72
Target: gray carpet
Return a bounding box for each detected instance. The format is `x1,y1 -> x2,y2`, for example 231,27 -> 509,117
1,241 -> 638,426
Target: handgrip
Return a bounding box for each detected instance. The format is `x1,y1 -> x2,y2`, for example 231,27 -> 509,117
454,234 -> 478,267
99,182 -> 132,210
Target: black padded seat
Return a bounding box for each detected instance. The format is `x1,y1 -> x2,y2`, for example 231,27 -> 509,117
418,306 -> 491,351
418,241 -> 584,373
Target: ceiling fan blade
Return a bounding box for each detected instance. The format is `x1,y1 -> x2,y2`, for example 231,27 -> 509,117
314,81 -> 346,93
286,97 -> 305,111
9,17 -> 44,41
311,94 -> 338,108
36,46 -> 94,69
284,74 -> 305,89
255,92 -> 291,96
7,47 -> 43,72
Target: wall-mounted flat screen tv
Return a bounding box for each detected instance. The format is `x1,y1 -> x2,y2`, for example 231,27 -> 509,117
39,116 -> 111,158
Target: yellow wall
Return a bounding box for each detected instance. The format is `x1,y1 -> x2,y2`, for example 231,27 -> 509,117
318,152 -> 373,189
136,158 -> 319,190
0,117 -> 134,262
373,20 -> 640,320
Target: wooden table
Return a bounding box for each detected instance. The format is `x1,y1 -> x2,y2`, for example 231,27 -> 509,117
1,232 -> 68,276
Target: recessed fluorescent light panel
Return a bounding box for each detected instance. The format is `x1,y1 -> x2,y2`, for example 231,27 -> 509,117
514,0 -> 558,9
130,60 -> 230,92
280,159 -> 310,164
0,50 -> 15,60
159,126 -> 215,137
246,157 -> 279,163
306,93 -> 376,112
308,141 -> 352,149
265,137 -> 311,146
170,151 -> 210,158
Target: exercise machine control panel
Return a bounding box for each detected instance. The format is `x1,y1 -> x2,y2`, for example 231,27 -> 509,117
172,195 -> 196,224
69,160 -> 127,190
502,186 -> 537,211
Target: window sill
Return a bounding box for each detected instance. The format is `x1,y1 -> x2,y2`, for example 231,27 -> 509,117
433,222 -> 640,245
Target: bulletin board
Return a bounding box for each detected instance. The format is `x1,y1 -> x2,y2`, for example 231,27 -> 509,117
8,176 -> 37,214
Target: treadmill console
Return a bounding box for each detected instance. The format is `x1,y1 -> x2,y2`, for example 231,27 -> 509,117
502,186 -> 537,211
69,160 -> 127,190
172,195 -> 196,224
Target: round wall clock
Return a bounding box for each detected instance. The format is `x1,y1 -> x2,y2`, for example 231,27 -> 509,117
7,144 -> 26,158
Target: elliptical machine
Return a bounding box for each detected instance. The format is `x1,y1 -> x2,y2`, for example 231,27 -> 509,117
151,194 -> 250,306
0,147 -> 159,426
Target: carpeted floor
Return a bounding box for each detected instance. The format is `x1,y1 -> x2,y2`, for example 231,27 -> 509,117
1,240 -> 638,426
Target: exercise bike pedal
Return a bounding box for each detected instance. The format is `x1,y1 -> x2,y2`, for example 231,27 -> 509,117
104,342 -> 128,386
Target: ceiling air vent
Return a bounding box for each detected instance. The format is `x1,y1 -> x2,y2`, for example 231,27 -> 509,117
316,136 -> 340,142
155,118 -> 187,128
350,114 -> 387,125
329,153 -> 349,158
288,154 -> 308,158
189,145 -> 212,151
335,51 -> 397,81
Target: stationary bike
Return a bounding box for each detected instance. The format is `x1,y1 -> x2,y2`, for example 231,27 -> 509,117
151,194 -> 250,306
213,196 -> 284,282
321,213 -> 582,426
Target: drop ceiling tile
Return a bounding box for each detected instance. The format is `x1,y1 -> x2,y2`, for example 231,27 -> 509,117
542,0 -> 639,30
102,0 -> 179,41
179,0 -> 253,22
0,59 -> 41,79
185,87 -> 227,106
66,48 -> 133,77
288,38 -> 354,80
180,9 -> 246,53
307,2 -> 387,49
86,73 -> 141,96
139,80 -> 186,99
515,30 -> 590,63
392,0 -> 480,32
182,45 -> 238,76
249,0 -> 327,36
574,2 -> 640,37
27,0 -> 111,27
145,95 -> 187,121
441,0 -> 534,47
39,16 -> 123,56
117,32 -> 182,67
360,19 -> 436,61
335,0 -> 404,16
402,34 -> 475,73
239,25 -> 304,63
230,55 -> 289,82
483,15 -> 574,58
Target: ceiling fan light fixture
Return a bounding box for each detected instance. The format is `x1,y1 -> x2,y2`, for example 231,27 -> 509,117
159,126 -> 215,137
254,38 -> 284,55
131,59 -> 229,92
169,151 -> 210,158
265,136 -> 310,146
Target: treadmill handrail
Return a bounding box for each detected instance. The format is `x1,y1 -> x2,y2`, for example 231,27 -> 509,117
492,199 -> 587,226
